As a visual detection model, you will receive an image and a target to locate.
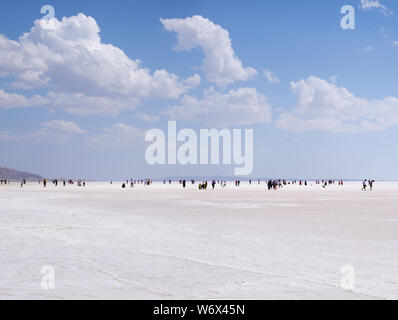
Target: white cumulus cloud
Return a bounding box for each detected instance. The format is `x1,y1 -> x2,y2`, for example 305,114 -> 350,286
0,120 -> 86,143
277,76 -> 398,133
0,14 -> 200,115
162,87 -> 272,127
86,123 -> 144,147
161,15 -> 257,85
0,89 -> 32,109
263,69 -> 280,84
40,120 -> 87,135
132,112 -> 160,123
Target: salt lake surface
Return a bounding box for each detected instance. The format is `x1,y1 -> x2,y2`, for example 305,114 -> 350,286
1,181 -> 397,299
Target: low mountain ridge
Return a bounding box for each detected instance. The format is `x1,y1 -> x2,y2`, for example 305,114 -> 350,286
0,167 -> 43,181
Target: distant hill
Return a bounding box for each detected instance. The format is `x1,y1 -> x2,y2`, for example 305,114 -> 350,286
0,167 -> 43,181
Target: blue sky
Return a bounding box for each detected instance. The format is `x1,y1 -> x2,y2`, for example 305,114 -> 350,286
1,0 -> 398,180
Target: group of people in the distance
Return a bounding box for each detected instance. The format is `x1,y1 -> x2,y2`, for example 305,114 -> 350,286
177,178 -> 375,191
116,178 -> 349,191
314,179 -> 344,189
119,178 -> 374,191
198,181 -> 208,190
4,177 -> 375,191
267,180 -> 283,190
266,179 -> 312,190
362,179 -> 375,191
121,179 -> 152,188
35,179 -> 86,188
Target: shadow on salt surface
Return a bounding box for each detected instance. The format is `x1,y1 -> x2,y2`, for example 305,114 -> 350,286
174,199 -> 302,209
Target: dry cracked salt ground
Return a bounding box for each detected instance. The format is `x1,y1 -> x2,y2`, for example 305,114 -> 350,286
1,181 -> 397,299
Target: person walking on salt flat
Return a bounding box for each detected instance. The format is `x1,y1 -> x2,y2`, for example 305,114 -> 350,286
362,180 -> 367,191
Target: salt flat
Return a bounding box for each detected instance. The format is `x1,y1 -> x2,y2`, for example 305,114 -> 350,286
1,181 -> 397,299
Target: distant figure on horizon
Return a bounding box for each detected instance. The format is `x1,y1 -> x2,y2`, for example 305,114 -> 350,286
362,180 -> 367,191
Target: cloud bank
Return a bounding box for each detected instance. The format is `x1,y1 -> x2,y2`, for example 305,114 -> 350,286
277,76 -> 398,133
163,87 -> 272,127
0,14 -> 200,115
